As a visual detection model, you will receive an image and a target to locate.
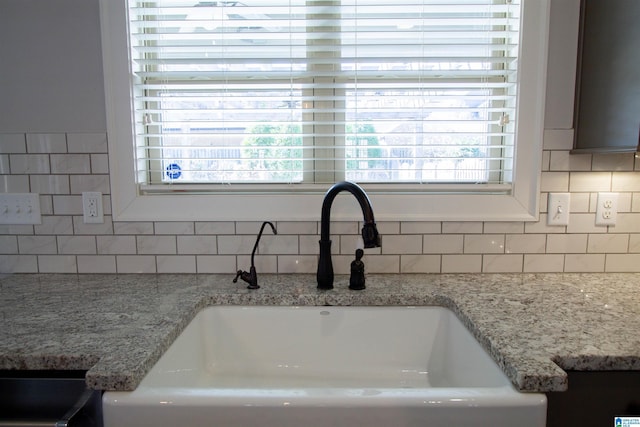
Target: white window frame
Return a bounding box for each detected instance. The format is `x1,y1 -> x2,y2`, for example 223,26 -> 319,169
99,0 -> 549,222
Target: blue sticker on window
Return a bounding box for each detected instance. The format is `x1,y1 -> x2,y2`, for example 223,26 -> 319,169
166,163 -> 182,180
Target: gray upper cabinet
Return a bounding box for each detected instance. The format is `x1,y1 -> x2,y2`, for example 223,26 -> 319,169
572,0 -> 640,153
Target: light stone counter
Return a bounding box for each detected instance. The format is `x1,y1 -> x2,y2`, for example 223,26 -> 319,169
1,273 -> 639,393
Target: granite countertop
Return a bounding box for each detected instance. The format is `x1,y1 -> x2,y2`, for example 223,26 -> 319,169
1,273 -> 639,393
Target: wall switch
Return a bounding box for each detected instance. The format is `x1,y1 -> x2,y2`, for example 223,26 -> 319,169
0,193 -> 41,224
595,192 -> 618,226
82,192 -> 104,224
547,193 -> 570,226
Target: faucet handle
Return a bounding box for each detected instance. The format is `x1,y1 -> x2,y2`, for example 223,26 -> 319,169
233,268 -> 259,289
233,270 -> 245,283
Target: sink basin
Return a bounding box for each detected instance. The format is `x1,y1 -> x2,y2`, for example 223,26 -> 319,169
103,306 -> 546,427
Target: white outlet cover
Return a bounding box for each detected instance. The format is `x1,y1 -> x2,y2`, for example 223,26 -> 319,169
82,192 -> 104,224
595,192 -> 618,226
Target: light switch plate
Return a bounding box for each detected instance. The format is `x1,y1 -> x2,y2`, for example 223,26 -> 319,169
0,193 -> 42,224
547,193 -> 570,226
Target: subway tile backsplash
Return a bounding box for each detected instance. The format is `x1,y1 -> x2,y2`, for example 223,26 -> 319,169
2,130 -> 640,274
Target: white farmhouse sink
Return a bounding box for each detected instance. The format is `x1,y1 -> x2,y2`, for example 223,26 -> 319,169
103,306 -> 546,427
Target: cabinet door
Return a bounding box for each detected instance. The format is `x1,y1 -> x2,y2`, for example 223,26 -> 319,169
573,0 -> 640,153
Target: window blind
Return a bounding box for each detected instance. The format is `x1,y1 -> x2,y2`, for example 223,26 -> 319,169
127,0 -> 521,188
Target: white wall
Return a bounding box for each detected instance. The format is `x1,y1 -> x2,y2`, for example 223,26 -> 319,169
0,0 -> 106,132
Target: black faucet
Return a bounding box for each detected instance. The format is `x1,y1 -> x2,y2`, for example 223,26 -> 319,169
233,221 -> 277,289
317,181 -> 381,290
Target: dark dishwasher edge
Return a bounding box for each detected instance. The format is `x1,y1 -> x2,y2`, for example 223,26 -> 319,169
0,371 -> 103,427
0,370 -> 87,379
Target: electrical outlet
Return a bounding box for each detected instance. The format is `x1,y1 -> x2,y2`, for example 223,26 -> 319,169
82,192 -> 104,224
0,193 -> 41,224
547,193 -> 570,226
595,192 -> 618,226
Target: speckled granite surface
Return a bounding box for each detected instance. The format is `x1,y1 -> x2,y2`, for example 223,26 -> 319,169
1,273 -> 639,393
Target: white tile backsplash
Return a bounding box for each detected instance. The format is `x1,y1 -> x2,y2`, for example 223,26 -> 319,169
195,221 -> 235,235
380,234 -> 422,255
196,255 -> 236,274
113,221 -> 154,235
505,234 -> 546,254
0,175 -> 29,192
614,214 -> 640,233
50,154 -> 91,174
464,234 -> 505,254
442,254 -> 482,273
156,255 -> 196,273
90,154 -> 110,174
442,222 -> 483,234
155,222 -> 195,235
97,235 -> 137,254
237,254 -> 277,274
136,235 -> 176,254
523,254 -> 565,273
400,221 -> 441,234
594,155 -> 635,172
358,254 -> 399,274
177,235 -> 217,255
423,235 -> 464,254
66,133 -> 108,153
34,216 -> 74,235
540,172 -> 569,192
217,235 -> 259,255
400,254 -> 440,273
0,255 -> 37,273
30,175 -> 70,194
116,255 -> 156,273
299,235 -> 320,255
52,195 -> 83,215
2,131 -> 640,274
482,254 -> 524,273
57,235 -> 97,254
0,155 -> 9,174
613,172 -> 640,191
569,172 -> 612,192
38,255 -> 77,273
26,134 -> 67,153
275,221 -> 317,235
587,234 -> 629,253
0,236 -> 18,254
259,235 -> 298,255
549,150 -> 592,172
605,254 -> 640,272
277,255 -> 317,274
77,255 -> 117,273
10,154 -> 51,174
628,234 -> 640,252
564,254 -> 605,273
18,236 -> 58,254
483,222 -> 524,234
0,134 -> 26,153
546,234 -> 588,254
69,174 -> 110,194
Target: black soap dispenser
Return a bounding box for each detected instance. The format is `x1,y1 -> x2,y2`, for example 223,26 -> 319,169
349,248 -> 366,290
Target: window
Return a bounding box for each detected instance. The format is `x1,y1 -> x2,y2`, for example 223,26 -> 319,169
100,0 -> 549,221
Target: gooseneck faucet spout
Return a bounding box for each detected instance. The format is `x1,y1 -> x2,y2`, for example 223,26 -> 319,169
234,221 -> 277,289
317,181 -> 381,290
